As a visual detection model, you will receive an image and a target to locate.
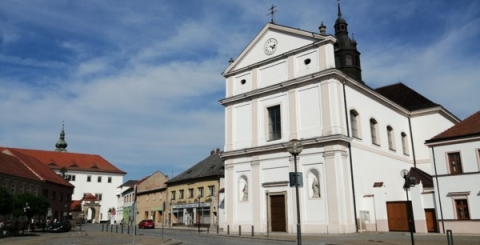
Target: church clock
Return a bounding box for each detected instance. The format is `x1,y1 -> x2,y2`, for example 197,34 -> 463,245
264,38 -> 278,55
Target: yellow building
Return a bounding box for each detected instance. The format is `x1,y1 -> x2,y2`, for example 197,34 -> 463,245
166,149 -> 224,228
135,171 -> 169,227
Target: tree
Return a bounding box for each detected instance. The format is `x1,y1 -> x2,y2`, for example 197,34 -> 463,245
0,186 -> 14,216
12,193 -> 49,219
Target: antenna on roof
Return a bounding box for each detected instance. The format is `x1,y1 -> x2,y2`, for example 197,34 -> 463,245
267,4 -> 277,24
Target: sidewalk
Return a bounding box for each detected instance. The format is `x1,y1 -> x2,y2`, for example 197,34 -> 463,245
198,226 -> 480,245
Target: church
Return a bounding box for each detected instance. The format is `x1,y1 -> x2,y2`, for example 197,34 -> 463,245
219,3 -> 458,234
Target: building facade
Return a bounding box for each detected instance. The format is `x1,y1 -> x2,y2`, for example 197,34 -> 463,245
425,111 -> 480,233
135,171 -> 169,227
166,149 -> 224,228
0,148 -> 74,221
220,4 -> 458,234
2,127 -> 126,223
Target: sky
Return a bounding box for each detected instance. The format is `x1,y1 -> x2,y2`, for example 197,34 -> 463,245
1,0 -> 479,181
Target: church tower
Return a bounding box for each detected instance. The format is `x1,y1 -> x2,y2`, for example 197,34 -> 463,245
55,123 -> 68,152
333,1 -> 363,83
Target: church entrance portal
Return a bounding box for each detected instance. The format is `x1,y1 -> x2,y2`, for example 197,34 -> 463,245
269,194 -> 286,232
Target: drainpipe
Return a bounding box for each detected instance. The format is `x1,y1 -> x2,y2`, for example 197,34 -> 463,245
431,147 -> 445,233
408,116 -> 417,168
342,80 -> 359,232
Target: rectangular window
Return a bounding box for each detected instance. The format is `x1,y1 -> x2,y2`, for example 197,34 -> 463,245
43,189 -> 48,198
27,186 -> 31,193
108,177 -> 112,183
97,176 -> 102,183
268,105 -> 281,141
171,191 -> 176,200
52,191 -> 56,200
188,188 -> 194,198
11,184 -> 16,194
95,193 -> 103,201
2,181 -> 7,188
208,186 -> 215,196
87,176 -> 91,182
448,152 -> 463,174
59,192 -> 63,201
19,185 -> 24,194
455,199 -> 470,220
71,175 -> 76,181
33,187 -> 38,196
198,187 -> 204,197
179,190 -> 184,199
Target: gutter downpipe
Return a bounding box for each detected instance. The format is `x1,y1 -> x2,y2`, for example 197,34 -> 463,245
408,116 -> 417,168
431,147 -> 445,233
342,80 -> 359,232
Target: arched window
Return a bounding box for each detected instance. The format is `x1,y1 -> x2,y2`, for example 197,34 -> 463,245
387,126 -> 395,150
401,132 -> 409,155
370,118 -> 379,145
350,110 -> 360,138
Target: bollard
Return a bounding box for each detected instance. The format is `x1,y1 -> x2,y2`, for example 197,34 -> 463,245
216,224 -> 219,234
252,225 -> 254,236
127,225 -> 130,235
227,225 -> 229,235
135,225 -> 137,235
239,225 -> 241,236
121,225 -> 124,234
447,230 -> 454,245
111,224 -> 113,232
102,224 -> 104,231
116,225 -> 118,233
207,227 -> 209,233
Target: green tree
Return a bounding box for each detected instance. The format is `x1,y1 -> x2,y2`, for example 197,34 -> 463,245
0,186 -> 14,216
12,193 -> 49,219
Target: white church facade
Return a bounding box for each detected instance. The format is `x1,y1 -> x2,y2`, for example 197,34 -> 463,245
220,4 -> 459,234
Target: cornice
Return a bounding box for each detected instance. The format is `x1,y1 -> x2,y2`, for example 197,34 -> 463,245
220,134 -> 352,159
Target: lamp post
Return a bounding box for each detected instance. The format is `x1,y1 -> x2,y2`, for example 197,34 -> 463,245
287,139 -> 303,245
401,170 -> 416,245
197,194 -> 202,234
24,203 -> 30,233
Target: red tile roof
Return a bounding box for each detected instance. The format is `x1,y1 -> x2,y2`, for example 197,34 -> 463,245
0,147 -> 125,174
2,149 -> 74,188
83,193 -> 98,202
71,200 -> 82,211
427,110 -> 480,142
0,153 -> 40,181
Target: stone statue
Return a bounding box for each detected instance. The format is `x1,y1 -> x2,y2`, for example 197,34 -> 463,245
312,178 -> 320,197
242,183 -> 248,201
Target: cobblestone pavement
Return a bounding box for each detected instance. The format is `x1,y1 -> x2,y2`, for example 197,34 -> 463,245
2,226 -> 479,245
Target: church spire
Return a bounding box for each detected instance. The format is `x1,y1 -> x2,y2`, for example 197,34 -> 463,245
55,122 -> 68,152
333,0 -> 363,83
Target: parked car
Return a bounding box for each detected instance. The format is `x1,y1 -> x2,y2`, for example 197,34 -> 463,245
50,220 -> 72,232
138,219 -> 155,229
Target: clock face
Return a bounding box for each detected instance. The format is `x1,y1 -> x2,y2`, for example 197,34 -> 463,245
264,38 -> 277,55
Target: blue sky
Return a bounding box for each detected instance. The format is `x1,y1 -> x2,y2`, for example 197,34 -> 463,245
1,0 -> 479,181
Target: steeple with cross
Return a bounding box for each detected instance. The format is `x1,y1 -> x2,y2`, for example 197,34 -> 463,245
267,4 -> 277,24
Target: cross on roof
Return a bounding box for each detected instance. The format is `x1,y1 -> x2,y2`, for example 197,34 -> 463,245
267,4 -> 277,24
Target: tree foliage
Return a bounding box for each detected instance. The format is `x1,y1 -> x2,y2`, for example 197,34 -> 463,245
0,187 -> 14,215
12,193 -> 50,218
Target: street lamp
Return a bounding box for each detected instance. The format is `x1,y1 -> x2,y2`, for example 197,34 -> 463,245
401,169 -> 416,245
197,194 -> 202,234
24,203 -> 30,233
287,139 -> 303,245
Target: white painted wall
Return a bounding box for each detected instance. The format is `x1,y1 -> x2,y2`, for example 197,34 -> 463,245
61,170 -> 124,222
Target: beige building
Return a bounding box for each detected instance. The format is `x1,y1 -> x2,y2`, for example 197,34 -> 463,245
166,149 -> 224,228
135,171 -> 169,227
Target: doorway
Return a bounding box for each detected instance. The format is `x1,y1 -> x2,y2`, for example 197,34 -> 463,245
270,194 -> 286,232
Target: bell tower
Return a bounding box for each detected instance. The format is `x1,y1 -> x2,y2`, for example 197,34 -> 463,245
334,1 -> 363,83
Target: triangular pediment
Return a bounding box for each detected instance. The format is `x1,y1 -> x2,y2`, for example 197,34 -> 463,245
223,23 -> 327,75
